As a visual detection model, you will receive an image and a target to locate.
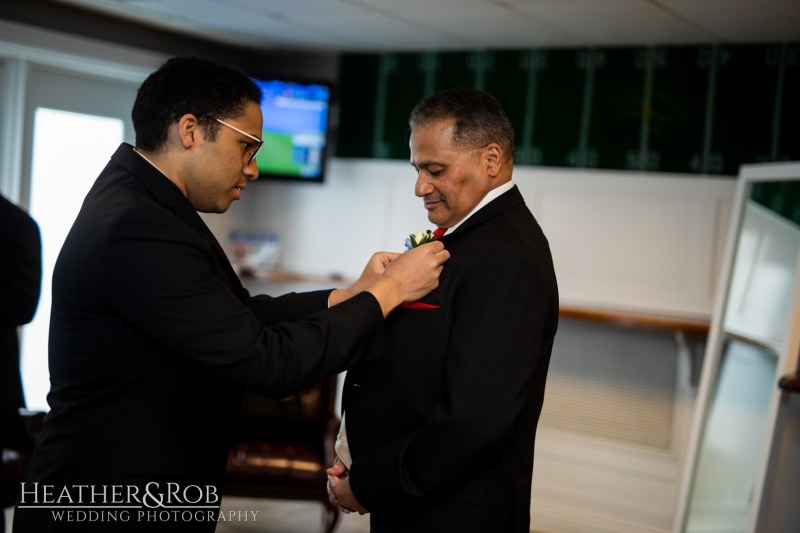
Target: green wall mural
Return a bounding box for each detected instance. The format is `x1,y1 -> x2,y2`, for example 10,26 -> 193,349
336,43 -> 799,176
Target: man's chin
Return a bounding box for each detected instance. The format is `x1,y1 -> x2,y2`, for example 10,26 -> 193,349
198,204 -> 230,214
426,213 -> 447,227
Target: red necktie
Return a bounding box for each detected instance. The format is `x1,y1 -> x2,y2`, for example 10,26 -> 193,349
433,227 -> 447,240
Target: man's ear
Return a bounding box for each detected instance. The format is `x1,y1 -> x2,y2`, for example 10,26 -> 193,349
176,113 -> 201,149
484,143 -> 503,177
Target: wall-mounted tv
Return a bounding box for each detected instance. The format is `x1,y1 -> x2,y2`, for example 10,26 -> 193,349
252,77 -> 331,183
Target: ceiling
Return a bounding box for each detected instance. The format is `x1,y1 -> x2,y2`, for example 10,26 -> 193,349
53,0 -> 800,53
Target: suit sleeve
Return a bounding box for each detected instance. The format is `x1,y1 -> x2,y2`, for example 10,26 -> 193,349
246,289 -> 333,325
101,215 -> 385,398
0,209 -> 42,326
349,243 -> 553,510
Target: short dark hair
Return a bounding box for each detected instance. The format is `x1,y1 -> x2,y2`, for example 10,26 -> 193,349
408,88 -> 514,164
132,56 -> 262,152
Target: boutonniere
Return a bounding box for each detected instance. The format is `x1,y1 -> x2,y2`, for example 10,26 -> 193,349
405,230 -> 438,250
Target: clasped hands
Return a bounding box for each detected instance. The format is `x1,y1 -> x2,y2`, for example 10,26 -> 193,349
326,457 -> 367,515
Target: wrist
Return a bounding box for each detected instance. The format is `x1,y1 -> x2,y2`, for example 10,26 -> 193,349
366,277 -> 404,318
328,287 -> 355,307
349,276 -> 371,295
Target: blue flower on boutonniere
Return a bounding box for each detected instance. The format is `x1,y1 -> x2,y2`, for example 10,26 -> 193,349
404,230 -> 438,250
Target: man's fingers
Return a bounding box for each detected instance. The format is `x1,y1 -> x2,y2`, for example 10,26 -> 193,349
327,478 -> 354,514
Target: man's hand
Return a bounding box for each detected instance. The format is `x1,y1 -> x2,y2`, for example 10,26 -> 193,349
354,251 -> 399,292
326,460 -> 367,515
328,243 -> 449,315
329,252 -> 400,306
367,241 -> 449,316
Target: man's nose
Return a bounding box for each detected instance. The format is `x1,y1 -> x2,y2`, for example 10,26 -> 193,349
245,158 -> 259,180
415,174 -> 433,197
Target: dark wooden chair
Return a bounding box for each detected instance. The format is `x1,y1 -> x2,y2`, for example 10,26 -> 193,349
223,375 -> 341,533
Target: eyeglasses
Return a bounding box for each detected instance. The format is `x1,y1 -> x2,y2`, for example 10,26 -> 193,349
199,114 -> 264,165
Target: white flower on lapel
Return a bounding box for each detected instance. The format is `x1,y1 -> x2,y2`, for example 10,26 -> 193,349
404,229 -> 437,250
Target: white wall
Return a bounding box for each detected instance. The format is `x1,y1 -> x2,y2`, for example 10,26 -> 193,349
214,160 -> 737,320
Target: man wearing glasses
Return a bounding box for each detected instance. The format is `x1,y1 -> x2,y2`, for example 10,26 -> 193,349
14,55 -> 449,533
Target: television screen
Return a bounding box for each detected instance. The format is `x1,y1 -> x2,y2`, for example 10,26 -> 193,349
252,78 -> 331,182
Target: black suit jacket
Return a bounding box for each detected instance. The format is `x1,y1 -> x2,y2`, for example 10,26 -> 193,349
0,194 -> 41,432
14,143 -> 385,532
343,186 -> 558,533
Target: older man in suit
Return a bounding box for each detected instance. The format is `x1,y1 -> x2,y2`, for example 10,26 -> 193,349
327,88 -> 559,532
13,55 -> 449,533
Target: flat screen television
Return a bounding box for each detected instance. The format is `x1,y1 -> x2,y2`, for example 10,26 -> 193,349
251,77 -> 331,182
